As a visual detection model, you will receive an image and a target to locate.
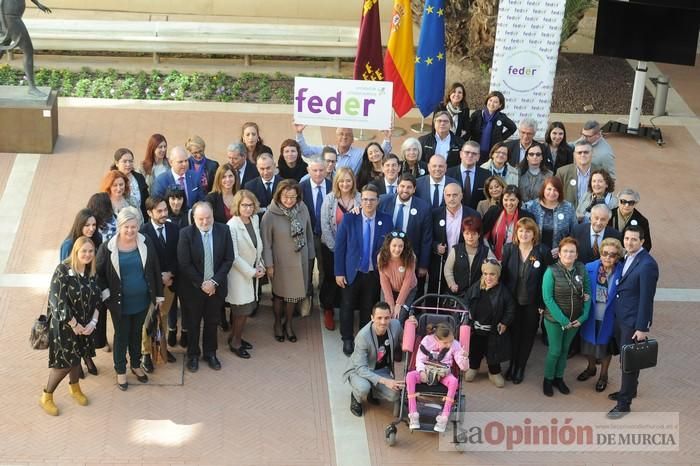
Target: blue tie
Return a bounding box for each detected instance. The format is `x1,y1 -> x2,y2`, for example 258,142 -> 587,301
395,203 -> 405,232
388,184 -> 396,195
314,185 -> 323,235
432,183 -> 440,208
360,219 -> 372,273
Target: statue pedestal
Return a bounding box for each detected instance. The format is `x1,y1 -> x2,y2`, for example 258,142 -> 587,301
0,86 -> 58,154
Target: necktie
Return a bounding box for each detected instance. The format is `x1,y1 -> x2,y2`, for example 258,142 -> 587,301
265,181 -> 273,199
314,185 -> 323,235
395,203 -> 405,232
592,233 -> 600,257
178,175 -> 185,189
360,219 -> 372,272
463,170 -> 472,204
203,231 -> 214,281
388,184 -> 396,195
432,183 -> 440,208
157,226 -> 166,247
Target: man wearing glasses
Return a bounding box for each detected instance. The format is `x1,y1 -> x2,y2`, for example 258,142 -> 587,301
504,117 -> 546,167
418,110 -> 464,167
555,141 -> 599,208
334,185 -> 393,356
447,140 -> 490,209
577,120 -> 616,179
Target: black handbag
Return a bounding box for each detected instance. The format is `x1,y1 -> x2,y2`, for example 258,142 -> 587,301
29,314 -> 50,350
621,338 -> 658,373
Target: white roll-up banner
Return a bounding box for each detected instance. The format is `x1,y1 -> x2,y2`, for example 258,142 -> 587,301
490,0 -> 566,139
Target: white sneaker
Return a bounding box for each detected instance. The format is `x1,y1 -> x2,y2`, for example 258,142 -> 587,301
489,373 -> 505,388
464,368 -> 478,382
408,412 -> 420,430
434,414 -> 448,432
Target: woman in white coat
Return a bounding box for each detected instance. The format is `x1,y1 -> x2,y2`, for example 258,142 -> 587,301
226,190 -> 266,359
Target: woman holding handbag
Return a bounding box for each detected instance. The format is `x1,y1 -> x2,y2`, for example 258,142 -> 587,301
226,190 -> 266,358
40,237 -> 101,416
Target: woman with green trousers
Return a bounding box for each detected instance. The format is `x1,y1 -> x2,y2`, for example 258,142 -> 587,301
541,237 -> 590,396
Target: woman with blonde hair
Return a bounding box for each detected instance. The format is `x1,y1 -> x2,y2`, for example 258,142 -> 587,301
578,237 -> 623,392
464,259 -> 515,388
96,207 -> 163,391
319,167 -> 360,330
226,190 -> 265,358
399,137 -> 427,178
40,236 -> 101,416
185,135 -> 219,193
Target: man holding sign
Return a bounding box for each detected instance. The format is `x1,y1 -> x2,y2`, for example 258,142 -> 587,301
293,76 -> 394,175
294,125 -> 392,175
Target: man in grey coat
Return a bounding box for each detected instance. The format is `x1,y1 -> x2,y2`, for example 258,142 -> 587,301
343,302 -> 412,417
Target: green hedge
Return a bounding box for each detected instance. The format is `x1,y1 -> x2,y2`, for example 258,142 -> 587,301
0,66 -> 295,103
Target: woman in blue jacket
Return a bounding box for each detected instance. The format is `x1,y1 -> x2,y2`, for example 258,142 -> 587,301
578,238 -> 624,393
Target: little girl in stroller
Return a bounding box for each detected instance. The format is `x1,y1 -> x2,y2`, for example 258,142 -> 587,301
405,323 -> 468,432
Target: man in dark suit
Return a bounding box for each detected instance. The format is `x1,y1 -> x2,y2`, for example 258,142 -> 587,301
428,183 -> 480,295
572,204 -> 621,264
607,225 -> 658,419
335,184 -> 393,356
446,140 -> 490,210
418,111 -> 464,167
177,202 -> 234,372
152,146 -> 204,209
378,173 -> 432,297
300,157 -> 333,317
227,142 -> 260,187
244,153 -> 282,217
504,117 -> 546,167
415,155 -> 457,209
139,196 -> 179,372
370,154 -> 401,196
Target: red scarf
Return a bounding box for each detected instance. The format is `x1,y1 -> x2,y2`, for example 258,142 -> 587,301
491,209 -> 519,259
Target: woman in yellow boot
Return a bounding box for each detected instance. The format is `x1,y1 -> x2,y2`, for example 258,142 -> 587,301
41,236 -> 102,415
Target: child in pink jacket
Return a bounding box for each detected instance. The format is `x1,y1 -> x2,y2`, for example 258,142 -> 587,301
406,323 -> 468,432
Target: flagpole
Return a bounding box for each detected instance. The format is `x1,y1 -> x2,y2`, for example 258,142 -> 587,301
391,110 -> 406,137
410,116 -> 426,134
354,128 -> 376,141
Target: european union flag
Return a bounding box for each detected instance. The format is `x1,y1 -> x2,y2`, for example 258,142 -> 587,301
414,0 -> 446,117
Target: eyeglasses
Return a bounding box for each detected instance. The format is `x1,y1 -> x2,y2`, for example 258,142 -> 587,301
619,199 -> 637,206
240,203 -> 255,208
282,195 -> 298,200
527,152 -> 543,157
435,119 -> 451,124
601,251 -> 618,258
390,231 -> 406,238
461,150 -> 479,156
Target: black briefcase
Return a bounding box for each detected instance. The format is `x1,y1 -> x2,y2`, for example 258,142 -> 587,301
621,338 -> 658,373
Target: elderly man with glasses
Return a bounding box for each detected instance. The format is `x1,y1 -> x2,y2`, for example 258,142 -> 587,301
418,110 -> 465,167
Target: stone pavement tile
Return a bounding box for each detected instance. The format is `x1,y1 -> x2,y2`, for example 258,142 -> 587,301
657,55 -> 700,116
0,153 -> 16,197
364,302 -> 699,464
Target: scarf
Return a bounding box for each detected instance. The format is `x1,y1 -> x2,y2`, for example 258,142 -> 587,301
279,203 -> 306,252
278,157 -> 309,182
480,109 -> 497,155
596,262 -> 609,304
446,102 -> 462,133
492,208 -> 518,260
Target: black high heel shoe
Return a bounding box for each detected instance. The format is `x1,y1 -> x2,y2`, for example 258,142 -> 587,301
284,325 -> 297,343
274,322 -> 285,342
84,357 -> 98,376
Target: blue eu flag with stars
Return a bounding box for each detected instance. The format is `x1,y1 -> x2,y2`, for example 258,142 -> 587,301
414,0 -> 446,118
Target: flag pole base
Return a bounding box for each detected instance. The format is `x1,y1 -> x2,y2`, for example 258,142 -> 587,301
391,127 -> 407,137
354,129 -> 376,141
410,123 -> 426,134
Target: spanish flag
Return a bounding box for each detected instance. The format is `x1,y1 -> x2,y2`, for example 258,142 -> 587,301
383,0 -> 414,117
353,0 -> 384,82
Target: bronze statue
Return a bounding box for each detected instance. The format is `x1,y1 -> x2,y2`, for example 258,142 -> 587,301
0,0 -> 51,96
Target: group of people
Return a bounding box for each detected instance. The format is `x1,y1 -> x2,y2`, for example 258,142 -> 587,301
41,85 -> 658,425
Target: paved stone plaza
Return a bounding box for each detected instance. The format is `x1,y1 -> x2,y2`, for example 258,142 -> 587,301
0,57 -> 698,465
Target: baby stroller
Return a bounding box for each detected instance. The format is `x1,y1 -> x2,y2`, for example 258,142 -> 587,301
385,294 -> 471,446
